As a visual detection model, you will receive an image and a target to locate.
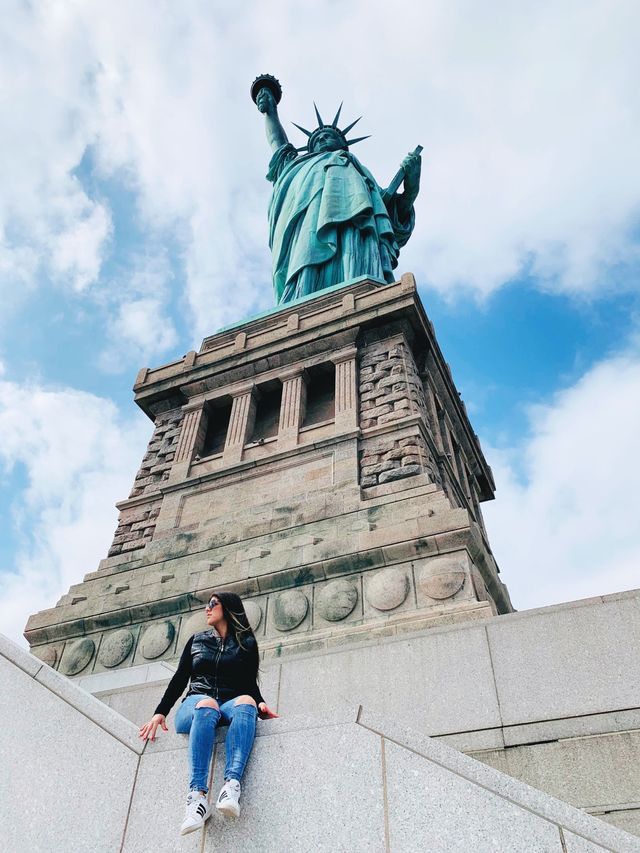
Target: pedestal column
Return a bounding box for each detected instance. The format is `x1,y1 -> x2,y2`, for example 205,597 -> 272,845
161,401 -> 206,485
332,346 -> 358,432
223,384 -> 256,464
277,368 -> 306,450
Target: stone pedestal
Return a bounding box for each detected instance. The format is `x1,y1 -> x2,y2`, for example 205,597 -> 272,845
25,274 -> 512,674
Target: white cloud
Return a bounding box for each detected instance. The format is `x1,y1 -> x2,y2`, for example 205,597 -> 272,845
0,379 -> 149,644
0,2 -> 110,299
483,346 -> 640,610
1,2 -> 640,639
98,252 -> 178,372
3,1 -> 639,343
50,198 -> 112,292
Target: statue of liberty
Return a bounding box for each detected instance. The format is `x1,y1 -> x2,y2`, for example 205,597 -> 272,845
252,75 -> 422,305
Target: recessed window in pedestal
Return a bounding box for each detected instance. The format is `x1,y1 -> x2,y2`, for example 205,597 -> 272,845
202,398 -> 232,457
302,362 -> 335,427
248,380 -> 282,443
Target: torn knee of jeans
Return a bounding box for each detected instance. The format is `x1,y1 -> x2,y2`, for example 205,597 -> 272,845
233,704 -> 258,715
195,699 -> 219,711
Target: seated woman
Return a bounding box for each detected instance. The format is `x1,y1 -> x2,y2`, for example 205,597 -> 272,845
139,591 -> 278,835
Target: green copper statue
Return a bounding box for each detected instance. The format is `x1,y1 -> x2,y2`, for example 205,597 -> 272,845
252,75 -> 422,304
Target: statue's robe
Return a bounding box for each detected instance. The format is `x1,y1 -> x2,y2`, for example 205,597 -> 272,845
267,143 -> 415,304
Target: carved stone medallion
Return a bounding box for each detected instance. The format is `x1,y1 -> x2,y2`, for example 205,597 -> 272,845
244,600 -> 263,631
366,568 -> 409,611
140,621 -> 175,659
316,579 -> 358,621
98,629 -> 134,668
34,645 -> 58,668
420,571 -> 465,600
273,590 -> 308,631
61,638 -> 95,675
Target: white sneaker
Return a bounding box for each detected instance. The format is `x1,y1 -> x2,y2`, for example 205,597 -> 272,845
215,779 -> 241,818
180,790 -> 211,835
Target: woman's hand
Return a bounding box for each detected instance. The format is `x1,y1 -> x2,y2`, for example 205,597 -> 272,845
257,703 -> 279,719
138,713 -> 168,741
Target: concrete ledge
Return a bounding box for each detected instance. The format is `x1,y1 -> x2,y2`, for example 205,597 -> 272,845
3,639 -> 639,852
0,632 -> 143,754
358,708 -> 640,852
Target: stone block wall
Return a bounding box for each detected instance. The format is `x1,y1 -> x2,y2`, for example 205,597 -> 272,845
359,433 -> 441,488
358,336 -> 443,489
359,337 -> 429,429
107,501 -> 162,558
108,405 -> 183,558
129,406 -> 183,499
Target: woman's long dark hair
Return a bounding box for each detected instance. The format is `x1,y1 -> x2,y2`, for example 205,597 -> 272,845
215,592 -> 252,642
214,591 -> 260,683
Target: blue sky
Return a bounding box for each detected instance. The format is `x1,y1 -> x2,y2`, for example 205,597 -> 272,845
1,1 -> 639,642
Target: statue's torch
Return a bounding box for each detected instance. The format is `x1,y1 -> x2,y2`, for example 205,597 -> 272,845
250,74 -> 283,106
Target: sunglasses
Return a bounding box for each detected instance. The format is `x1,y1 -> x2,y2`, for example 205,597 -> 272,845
206,597 -> 221,610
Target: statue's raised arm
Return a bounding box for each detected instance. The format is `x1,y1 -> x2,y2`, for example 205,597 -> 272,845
251,75 -> 289,152
251,75 -> 422,305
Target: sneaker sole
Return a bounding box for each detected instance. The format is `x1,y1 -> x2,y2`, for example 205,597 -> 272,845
180,806 -> 211,835
216,801 -> 240,818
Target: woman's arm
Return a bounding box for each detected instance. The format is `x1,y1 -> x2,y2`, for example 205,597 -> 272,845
154,636 -> 193,716
243,636 -> 278,718
138,637 -> 193,740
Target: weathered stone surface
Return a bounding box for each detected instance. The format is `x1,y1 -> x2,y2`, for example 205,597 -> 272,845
140,620 -> 175,659
204,722 -> 386,853
122,747 -> 198,853
366,567 -> 409,611
419,565 -> 466,600
273,590 -> 309,631
378,464 -> 422,483
562,831 -> 610,852
361,460 -> 395,476
1,653 -> 139,853
60,637 -> 95,675
486,595 -> 640,726
316,578 -> 358,622
384,739 -> 564,852
98,629 -> 134,668
366,403 -> 393,419
32,644 -> 58,668
244,600 -> 263,631
478,730 -> 640,814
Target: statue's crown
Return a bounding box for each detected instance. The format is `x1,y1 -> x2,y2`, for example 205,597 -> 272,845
293,103 -> 370,153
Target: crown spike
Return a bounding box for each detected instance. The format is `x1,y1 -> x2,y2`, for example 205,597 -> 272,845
314,102 -> 324,127
341,116 -> 362,136
332,103 -> 343,128
292,122 -> 312,137
345,135 -> 370,147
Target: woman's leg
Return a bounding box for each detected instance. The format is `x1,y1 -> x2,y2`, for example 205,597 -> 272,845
214,697 -> 258,818
187,698 -> 221,794
174,694 -> 198,734
222,696 -> 258,782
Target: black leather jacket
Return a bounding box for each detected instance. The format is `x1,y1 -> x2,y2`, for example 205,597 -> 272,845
154,630 -> 264,717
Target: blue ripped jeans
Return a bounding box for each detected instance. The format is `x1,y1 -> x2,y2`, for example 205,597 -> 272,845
174,694 -> 258,793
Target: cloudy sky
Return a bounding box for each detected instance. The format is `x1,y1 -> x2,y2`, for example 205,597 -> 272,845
1,1 -> 639,644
